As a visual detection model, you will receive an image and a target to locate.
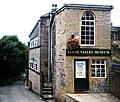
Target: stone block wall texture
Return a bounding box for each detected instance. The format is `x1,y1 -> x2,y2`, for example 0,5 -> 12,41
110,71 -> 120,99
28,70 -> 40,94
53,7 -> 112,101
40,17 -> 50,82
28,16 -> 50,94
29,20 -> 41,94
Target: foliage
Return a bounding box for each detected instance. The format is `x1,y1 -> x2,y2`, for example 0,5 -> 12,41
67,35 -> 80,50
112,56 -> 120,64
0,35 -> 28,85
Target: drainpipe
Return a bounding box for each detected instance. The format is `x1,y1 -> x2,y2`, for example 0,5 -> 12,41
47,12 -> 55,82
38,19 -> 42,96
48,23 -> 51,82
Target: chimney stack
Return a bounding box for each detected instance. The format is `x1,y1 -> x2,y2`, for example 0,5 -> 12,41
51,4 -> 58,12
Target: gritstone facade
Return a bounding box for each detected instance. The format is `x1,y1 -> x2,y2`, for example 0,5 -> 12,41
28,4 -> 113,101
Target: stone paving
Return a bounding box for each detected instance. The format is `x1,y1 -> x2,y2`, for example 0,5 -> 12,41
0,81 -> 45,102
66,93 -> 120,102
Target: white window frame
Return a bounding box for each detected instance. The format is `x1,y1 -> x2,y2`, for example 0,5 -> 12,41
34,60 -> 38,71
29,60 -> 34,69
91,59 -> 106,78
81,12 -> 95,46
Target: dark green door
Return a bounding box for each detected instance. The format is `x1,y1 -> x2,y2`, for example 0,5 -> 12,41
74,59 -> 89,91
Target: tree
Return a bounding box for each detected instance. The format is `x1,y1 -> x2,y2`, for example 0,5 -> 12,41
0,35 -> 28,85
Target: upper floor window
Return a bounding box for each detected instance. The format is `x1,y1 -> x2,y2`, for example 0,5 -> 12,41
81,12 -> 95,46
30,36 -> 38,48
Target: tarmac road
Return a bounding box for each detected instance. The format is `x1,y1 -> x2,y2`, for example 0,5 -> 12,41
0,81 -> 45,102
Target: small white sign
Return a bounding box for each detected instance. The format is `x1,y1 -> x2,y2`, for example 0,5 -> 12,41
75,61 -> 86,78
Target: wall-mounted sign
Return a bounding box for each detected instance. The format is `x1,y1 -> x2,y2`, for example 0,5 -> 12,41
66,49 -> 111,56
75,61 -> 86,78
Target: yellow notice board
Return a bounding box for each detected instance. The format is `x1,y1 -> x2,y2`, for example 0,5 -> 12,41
75,61 -> 86,78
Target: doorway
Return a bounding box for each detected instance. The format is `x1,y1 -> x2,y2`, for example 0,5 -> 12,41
74,59 -> 89,91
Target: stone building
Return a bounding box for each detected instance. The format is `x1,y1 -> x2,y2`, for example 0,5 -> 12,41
28,4 -> 113,101
28,13 -> 50,94
111,26 -> 120,47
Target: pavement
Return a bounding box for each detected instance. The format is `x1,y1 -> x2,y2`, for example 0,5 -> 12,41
0,80 -> 45,102
66,93 -> 120,102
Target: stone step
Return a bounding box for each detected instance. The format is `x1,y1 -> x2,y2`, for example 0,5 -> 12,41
44,82 -> 53,87
42,94 -> 54,100
43,87 -> 53,91
42,90 -> 53,94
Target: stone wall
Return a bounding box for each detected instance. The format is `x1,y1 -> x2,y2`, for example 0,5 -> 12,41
53,7 -> 112,101
40,16 -> 50,82
53,9 -> 67,101
28,70 -> 40,94
110,70 -> 120,99
28,20 -> 41,94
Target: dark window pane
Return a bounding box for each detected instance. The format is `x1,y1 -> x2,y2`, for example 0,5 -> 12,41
97,73 -> 100,77
81,13 -> 86,20
92,60 -> 95,64
81,26 -> 85,30
96,65 -> 100,68
90,41 -> 94,44
92,73 -> 95,77
81,41 -> 85,44
91,36 -> 94,40
101,60 -> 104,64
86,36 -> 89,39
86,27 -> 89,30
86,21 -> 89,25
91,27 -> 94,30
86,41 -> 89,44
101,68 -> 105,72
101,65 -> 105,68
101,73 -> 105,77
81,17 -> 85,20
86,31 -> 89,35
92,69 -> 95,72
91,22 -> 94,25
82,21 -> 85,25
81,36 -> 85,39
81,31 -> 85,35
92,65 -> 95,68
86,13 -> 89,16
90,17 -> 94,20
91,32 -> 94,35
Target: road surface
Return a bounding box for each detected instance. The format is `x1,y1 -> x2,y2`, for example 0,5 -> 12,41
0,81 -> 45,102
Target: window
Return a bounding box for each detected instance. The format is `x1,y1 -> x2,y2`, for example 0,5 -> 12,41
111,33 -> 120,40
91,59 -> 106,78
81,12 -> 95,46
34,60 -> 37,71
29,59 -> 34,69
29,36 -> 38,48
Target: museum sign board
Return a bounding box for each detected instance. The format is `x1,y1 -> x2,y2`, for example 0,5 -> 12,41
66,49 -> 111,56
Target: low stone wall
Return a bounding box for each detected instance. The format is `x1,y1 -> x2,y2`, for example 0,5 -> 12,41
110,70 -> 120,99
64,94 -> 79,102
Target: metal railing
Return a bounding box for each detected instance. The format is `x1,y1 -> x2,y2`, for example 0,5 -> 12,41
112,63 -> 120,71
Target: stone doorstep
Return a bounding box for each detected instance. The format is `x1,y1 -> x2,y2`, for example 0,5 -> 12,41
66,93 -> 120,102
42,94 -> 54,100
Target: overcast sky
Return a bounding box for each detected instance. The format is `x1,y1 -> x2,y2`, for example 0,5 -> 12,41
0,0 -> 119,44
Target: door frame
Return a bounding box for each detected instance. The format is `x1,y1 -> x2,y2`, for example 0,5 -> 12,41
74,59 -> 89,92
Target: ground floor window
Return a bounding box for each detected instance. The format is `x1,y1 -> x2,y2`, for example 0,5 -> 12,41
91,59 -> 106,78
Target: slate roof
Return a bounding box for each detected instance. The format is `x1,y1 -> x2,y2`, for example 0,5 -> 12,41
54,3 -> 113,15
63,4 -> 113,10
